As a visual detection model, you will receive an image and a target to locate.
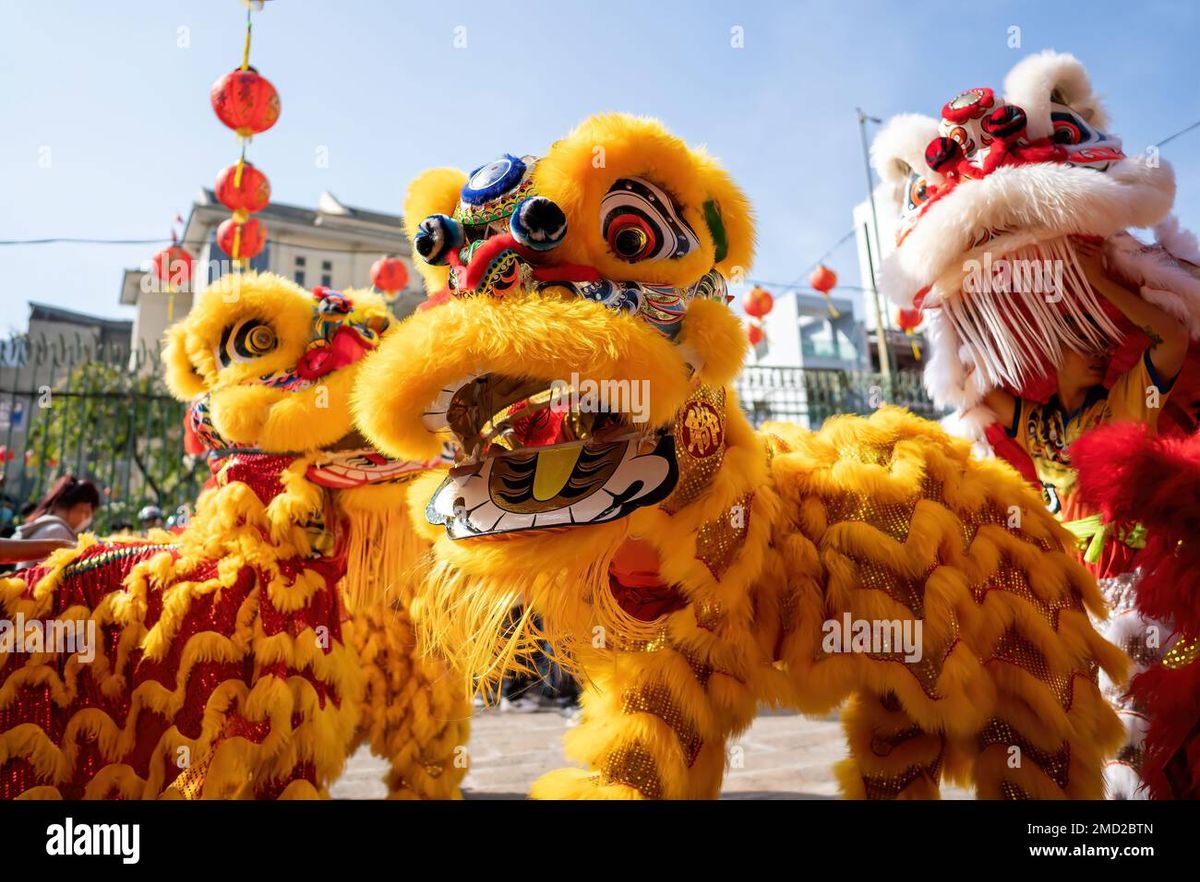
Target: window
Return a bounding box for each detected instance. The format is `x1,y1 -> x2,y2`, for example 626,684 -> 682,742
294,255 -> 306,287
295,255 -> 306,267
320,260 -> 332,287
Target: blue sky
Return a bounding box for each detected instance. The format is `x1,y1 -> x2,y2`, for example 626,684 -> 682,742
1,0 -> 1197,329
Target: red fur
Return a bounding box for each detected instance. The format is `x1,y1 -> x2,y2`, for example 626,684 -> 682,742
984,422 -> 1040,487
1073,424 -> 1200,632
1130,662 -> 1200,799
1073,423 -> 1200,799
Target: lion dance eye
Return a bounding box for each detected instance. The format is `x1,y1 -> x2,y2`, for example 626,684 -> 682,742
600,177 -> 699,263
606,214 -> 655,261
414,214 -> 463,266
906,173 -> 929,211
218,319 -> 277,367
1050,110 -> 1090,145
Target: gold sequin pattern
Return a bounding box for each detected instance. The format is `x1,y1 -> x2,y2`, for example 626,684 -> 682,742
694,598 -> 725,631
679,648 -> 714,687
853,558 -> 933,617
662,386 -> 726,515
1122,633 -> 1163,667
609,626 -> 671,654
824,492 -> 918,544
971,561 -> 1075,630
861,754 -> 943,800
695,492 -> 753,580
987,628 -> 1074,709
168,741 -> 218,799
1161,635 -> 1200,671
621,683 -> 703,767
1000,780 -> 1033,800
978,718 -> 1070,790
864,643 -> 956,700
599,741 -> 663,798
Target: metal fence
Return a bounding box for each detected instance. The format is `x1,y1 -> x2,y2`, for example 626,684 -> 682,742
0,337 -> 938,534
0,336 -> 205,534
735,365 -> 942,429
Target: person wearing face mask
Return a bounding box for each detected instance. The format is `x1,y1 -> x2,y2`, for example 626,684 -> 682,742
11,475 -> 101,571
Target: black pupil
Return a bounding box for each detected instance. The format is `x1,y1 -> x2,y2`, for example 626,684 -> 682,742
615,227 -> 644,256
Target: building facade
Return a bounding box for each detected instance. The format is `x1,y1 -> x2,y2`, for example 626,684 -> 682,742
120,190 -> 420,356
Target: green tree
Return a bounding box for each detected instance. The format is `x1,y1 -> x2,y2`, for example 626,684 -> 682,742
24,361 -> 204,531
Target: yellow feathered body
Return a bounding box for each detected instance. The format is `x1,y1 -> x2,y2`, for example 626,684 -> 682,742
0,274 -> 468,799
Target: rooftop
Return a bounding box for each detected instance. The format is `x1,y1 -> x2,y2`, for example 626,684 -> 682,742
188,189 -> 405,233
29,301 -> 134,334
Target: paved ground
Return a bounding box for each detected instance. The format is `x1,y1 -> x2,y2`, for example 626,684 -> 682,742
330,707 -> 972,799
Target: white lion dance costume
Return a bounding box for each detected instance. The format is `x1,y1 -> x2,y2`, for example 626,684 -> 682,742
872,50 -> 1200,798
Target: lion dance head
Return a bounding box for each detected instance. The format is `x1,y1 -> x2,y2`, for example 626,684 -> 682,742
163,272 -> 444,609
354,114 -> 757,688
872,50 -> 1199,432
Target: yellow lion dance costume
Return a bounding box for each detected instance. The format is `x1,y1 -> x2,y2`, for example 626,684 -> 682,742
0,274 -> 468,799
353,113 -> 1129,799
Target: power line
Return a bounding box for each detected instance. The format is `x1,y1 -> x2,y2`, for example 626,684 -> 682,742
1156,118 -> 1200,148
0,237 -> 403,255
0,237 -> 169,246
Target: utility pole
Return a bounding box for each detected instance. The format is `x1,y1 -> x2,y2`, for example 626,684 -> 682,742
857,108 -> 893,384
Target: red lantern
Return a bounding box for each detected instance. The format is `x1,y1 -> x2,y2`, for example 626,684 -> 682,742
215,162 -> 270,213
743,286 -> 775,319
370,255 -> 410,294
151,245 -> 194,288
217,216 -> 267,261
210,67 -> 281,137
810,264 -> 838,294
747,323 -> 765,346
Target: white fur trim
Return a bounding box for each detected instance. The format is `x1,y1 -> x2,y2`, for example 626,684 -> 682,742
1003,50 -> 1110,140
879,156 -> 1175,305
870,113 -> 942,186
1155,214 -> 1200,263
1105,231 -> 1200,339
938,405 -> 996,456
920,308 -> 997,412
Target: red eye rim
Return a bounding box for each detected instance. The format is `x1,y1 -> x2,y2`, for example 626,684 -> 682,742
1053,119 -> 1083,144
605,212 -> 657,261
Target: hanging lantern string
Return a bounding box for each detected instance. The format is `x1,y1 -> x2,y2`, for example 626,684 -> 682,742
234,142 -> 247,188
233,4 -> 254,270
241,5 -> 253,72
